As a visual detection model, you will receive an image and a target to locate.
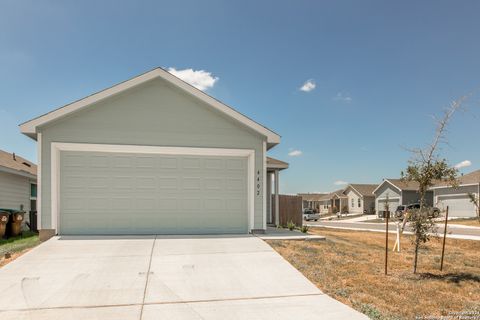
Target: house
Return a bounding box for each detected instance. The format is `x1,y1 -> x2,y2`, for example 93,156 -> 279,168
298,193 -> 328,212
343,184 -> 377,214
430,169 -> 479,218
373,179 -> 433,216
20,67 -> 285,238
312,189 -> 348,214
0,150 -> 37,228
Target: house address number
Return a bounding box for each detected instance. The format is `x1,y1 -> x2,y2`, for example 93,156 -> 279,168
256,170 -> 261,196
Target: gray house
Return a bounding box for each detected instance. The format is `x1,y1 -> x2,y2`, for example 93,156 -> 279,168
430,170 -> 479,218
373,179 -> 433,215
20,68 -> 283,238
0,150 -> 37,227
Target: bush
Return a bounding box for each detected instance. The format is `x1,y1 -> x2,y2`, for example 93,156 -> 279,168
300,225 -> 309,233
287,220 -> 296,231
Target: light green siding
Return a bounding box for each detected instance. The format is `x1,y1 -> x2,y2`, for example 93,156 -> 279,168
39,78 -> 266,231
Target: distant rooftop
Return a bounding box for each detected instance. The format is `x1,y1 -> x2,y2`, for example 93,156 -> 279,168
0,150 -> 37,177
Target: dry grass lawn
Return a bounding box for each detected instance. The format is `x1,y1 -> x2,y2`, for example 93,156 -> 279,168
267,227 -> 480,320
449,218 -> 480,227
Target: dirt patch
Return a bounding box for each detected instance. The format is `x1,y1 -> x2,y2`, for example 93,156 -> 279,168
0,247 -> 33,267
268,227 -> 480,320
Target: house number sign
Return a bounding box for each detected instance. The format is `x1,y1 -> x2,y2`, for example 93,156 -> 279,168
256,170 -> 261,196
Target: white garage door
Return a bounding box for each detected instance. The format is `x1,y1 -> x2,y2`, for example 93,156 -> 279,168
377,198 -> 399,213
437,195 -> 477,218
58,150 -> 249,235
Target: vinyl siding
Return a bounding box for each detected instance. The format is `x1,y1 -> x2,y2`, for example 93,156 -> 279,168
402,190 -> 433,207
345,189 -> 363,214
0,171 -> 34,223
39,78 -> 266,230
374,183 -> 400,212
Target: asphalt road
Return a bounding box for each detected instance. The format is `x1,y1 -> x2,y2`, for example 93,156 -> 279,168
307,220 -> 480,240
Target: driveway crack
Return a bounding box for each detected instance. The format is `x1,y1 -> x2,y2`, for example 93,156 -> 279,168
139,235 -> 156,320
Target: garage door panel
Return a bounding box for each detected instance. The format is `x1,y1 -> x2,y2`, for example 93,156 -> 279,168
59,151 -> 249,234
378,199 -> 399,211
437,195 -> 476,218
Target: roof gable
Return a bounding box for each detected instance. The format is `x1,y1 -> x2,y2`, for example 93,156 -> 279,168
20,68 -> 280,147
346,184 -> 377,197
373,179 -> 420,194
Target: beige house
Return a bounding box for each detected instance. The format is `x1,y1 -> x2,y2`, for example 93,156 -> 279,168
299,189 -> 348,214
344,184 -> 377,214
298,193 -> 328,212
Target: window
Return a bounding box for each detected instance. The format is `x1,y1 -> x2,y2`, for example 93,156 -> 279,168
351,198 -> 354,207
358,198 -> 361,207
30,184 -> 37,199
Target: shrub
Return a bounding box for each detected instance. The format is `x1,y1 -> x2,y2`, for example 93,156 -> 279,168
287,220 -> 296,231
300,225 -> 309,233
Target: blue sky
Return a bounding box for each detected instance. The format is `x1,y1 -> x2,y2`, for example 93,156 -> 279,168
1,0 -> 479,194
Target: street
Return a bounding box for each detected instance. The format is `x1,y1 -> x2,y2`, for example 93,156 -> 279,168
307,220 -> 480,241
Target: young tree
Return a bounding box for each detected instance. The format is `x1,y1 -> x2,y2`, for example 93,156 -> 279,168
467,193 -> 480,222
401,97 -> 465,273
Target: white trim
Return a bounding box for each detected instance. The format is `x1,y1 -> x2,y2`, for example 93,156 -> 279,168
20,68 -> 280,145
344,185 -> 367,199
37,133 -> 42,229
437,193 -> 476,198
50,142 -> 255,234
372,179 -> 402,194
429,183 -> 480,190
262,141 -> 267,230
376,197 -> 401,201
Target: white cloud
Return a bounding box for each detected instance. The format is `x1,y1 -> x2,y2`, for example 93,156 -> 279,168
288,150 -> 303,157
167,67 -> 218,91
333,92 -> 352,102
334,180 -> 348,186
300,80 -> 316,92
454,160 -> 472,169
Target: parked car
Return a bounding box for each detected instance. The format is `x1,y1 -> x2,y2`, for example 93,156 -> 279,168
394,203 -> 440,219
303,209 -> 319,221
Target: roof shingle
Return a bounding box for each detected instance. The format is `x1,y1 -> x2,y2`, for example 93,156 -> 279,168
0,150 -> 37,177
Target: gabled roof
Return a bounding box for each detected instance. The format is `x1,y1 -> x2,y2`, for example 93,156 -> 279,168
0,150 -> 37,178
373,179 -> 420,194
330,188 -> 348,199
345,184 -> 377,197
19,67 -> 281,148
267,157 -> 289,170
431,169 -> 480,188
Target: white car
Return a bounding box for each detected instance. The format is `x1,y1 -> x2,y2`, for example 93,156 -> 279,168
303,209 -> 319,221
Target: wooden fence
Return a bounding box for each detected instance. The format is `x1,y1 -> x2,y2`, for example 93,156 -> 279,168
271,194 -> 303,227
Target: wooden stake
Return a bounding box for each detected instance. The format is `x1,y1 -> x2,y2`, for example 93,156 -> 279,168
385,210 -> 389,275
393,222 -> 401,252
440,206 -> 449,271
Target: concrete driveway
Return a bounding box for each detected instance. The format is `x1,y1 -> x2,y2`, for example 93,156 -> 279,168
0,235 -> 367,319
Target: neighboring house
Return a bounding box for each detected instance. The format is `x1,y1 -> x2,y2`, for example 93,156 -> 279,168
311,189 -> 348,214
343,184 -> 377,214
0,150 -> 37,227
20,67 -> 284,238
430,169 -> 480,218
298,193 -> 328,212
373,179 -> 433,215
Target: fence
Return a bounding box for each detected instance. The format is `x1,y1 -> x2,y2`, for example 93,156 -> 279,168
271,194 -> 303,227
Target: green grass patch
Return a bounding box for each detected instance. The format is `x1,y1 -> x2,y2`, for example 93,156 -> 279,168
0,231 -> 40,256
